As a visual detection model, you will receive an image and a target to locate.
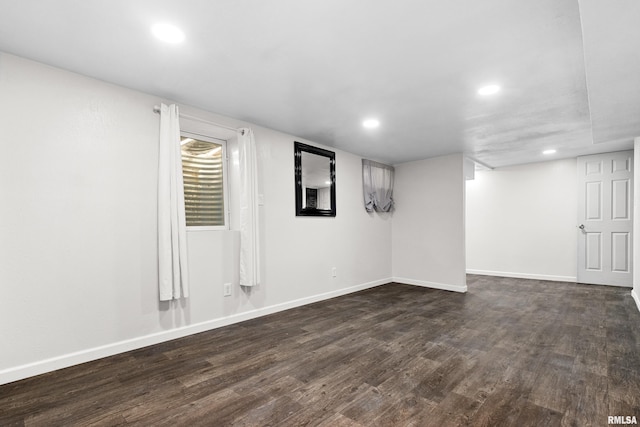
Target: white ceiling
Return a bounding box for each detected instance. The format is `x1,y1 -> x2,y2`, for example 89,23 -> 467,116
0,0 -> 638,167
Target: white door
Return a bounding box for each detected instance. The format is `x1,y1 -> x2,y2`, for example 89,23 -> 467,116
577,150 -> 633,287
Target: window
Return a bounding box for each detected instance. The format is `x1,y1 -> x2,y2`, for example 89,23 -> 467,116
180,132 -> 228,229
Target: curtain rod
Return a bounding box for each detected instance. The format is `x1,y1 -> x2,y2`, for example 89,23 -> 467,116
467,156 -> 494,170
153,105 -> 242,134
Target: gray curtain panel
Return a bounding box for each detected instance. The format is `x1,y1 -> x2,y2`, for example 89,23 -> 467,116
362,159 -> 395,212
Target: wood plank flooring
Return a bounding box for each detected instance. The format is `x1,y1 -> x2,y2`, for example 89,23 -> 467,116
1,275 -> 639,426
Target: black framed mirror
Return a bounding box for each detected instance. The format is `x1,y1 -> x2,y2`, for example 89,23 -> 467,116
295,142 -> 336,217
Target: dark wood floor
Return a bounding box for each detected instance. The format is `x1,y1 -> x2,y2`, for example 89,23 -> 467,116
2,275 -> 639,426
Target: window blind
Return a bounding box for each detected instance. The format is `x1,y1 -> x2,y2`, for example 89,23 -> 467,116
180,138 -> 225,226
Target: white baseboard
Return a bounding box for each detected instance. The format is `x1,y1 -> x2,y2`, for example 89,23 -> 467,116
0,277 -> 391,386
393,277 -> 468,293
632,288 -> 640,314
466,269 -> 577,283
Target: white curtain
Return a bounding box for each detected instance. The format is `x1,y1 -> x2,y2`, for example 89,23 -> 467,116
158,103 -> 189,301
317,187 -> 331,210
238,128 -> 261,287
362,159 -> 395,212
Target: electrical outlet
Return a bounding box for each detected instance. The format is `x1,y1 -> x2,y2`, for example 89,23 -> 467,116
331,267 -> 337,278
223,283 -> 232,297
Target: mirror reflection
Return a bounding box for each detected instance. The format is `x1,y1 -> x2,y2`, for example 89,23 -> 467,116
294,142 -> 336,217
301,152 -> 331,210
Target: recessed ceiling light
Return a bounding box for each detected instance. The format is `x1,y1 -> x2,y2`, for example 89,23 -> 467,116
543,149 -> 557,155
478,84 -> 501,96
363,119 -> 380,129
152,23 -> 185,44
325,181 -> 331,185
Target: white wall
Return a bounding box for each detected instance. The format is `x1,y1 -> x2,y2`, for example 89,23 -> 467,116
392,154 -> 467,292
633,139 -> 640,312
0,53 -> 392,384
466,158 -> 577,281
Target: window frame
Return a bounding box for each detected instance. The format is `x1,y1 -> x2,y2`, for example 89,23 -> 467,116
180,130 -> 230,231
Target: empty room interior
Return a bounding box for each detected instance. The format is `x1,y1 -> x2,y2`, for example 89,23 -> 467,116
1,1 -> 640,425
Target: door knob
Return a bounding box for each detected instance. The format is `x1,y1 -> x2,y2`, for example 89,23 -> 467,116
578,224 -> 585,230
